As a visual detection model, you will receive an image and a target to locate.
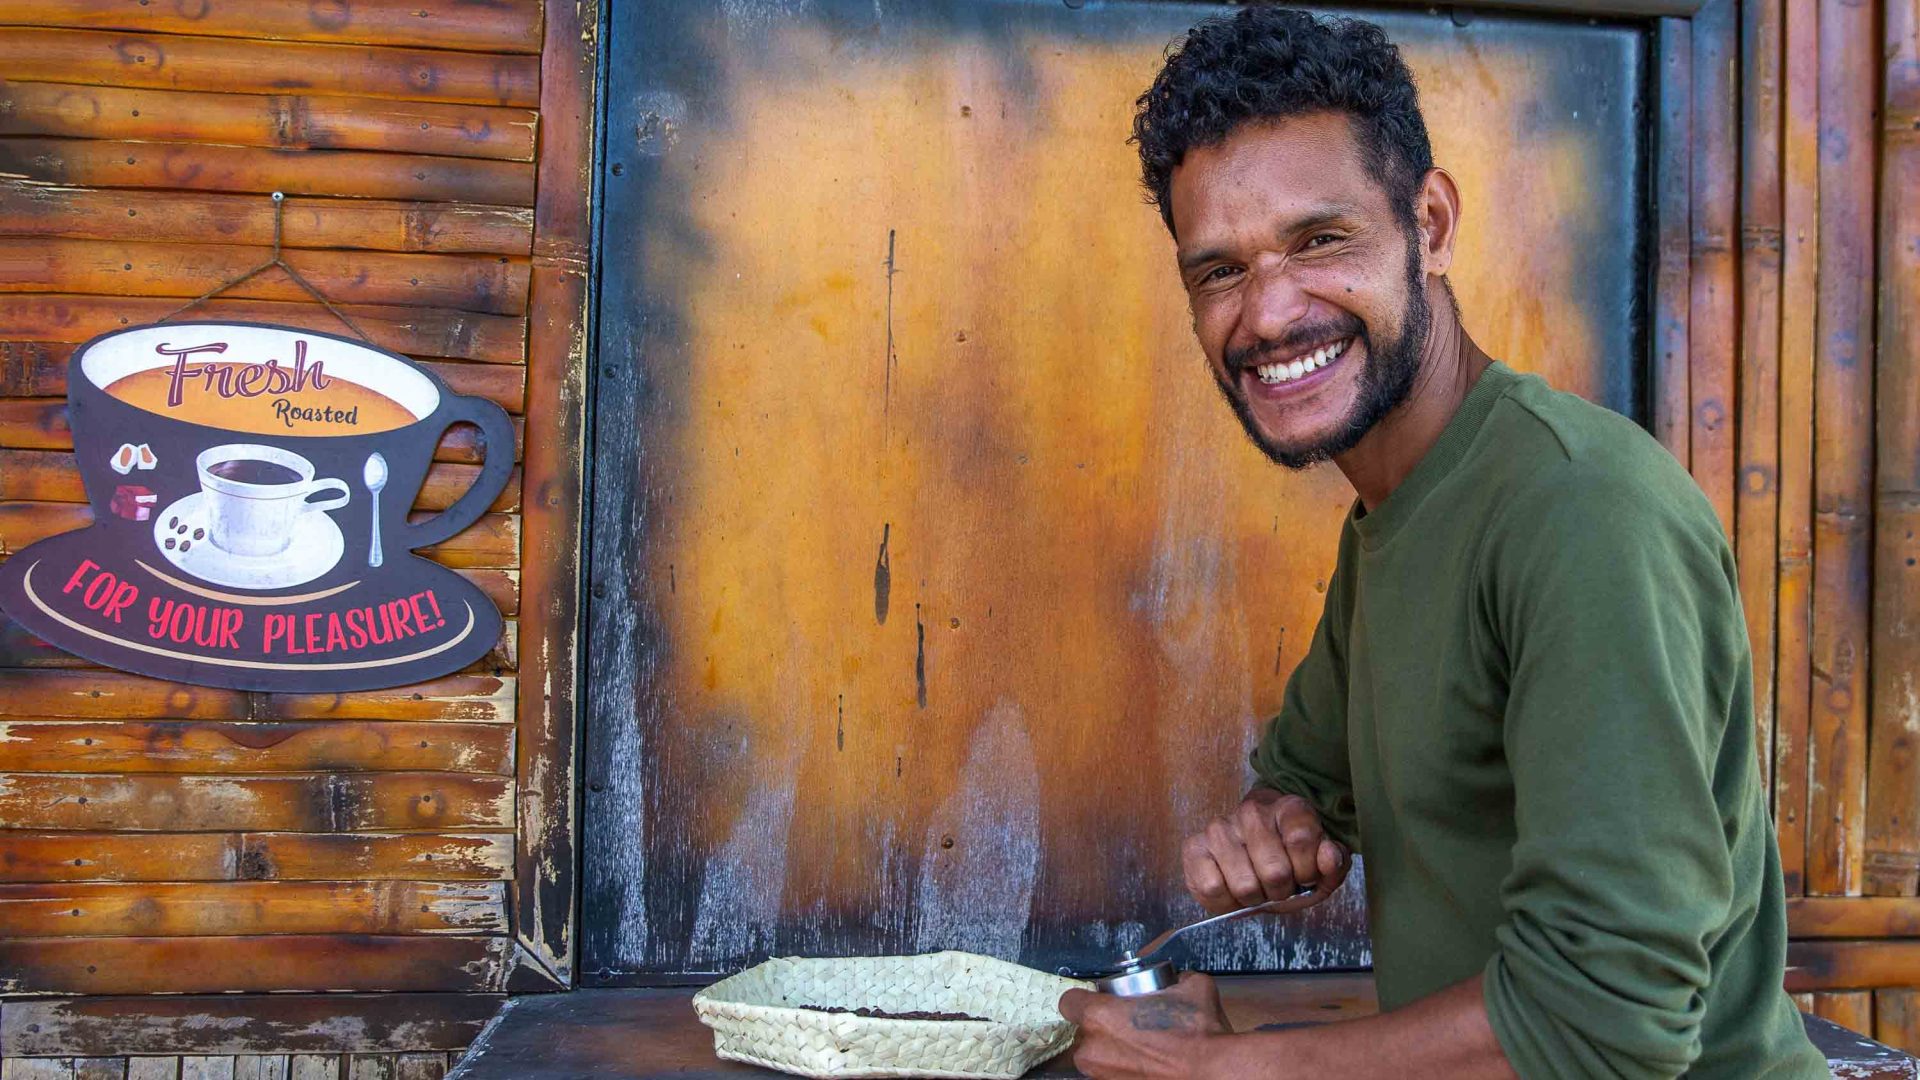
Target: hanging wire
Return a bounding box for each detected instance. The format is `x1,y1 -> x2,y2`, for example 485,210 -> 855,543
158,191 -> 377,345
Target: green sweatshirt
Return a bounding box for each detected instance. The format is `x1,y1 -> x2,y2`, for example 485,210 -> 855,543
1252,361 -> 1823,1079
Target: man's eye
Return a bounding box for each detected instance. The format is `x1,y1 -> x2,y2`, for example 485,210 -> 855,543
1201,265 -> 1241,283
1305,233 -> 1341,248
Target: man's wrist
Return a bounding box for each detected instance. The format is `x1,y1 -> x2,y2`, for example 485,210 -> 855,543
1193,1028 -> 1298,1080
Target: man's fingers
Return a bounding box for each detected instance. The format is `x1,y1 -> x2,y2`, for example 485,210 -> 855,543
1273,796 -> 1326,889
1204,818 -> 1266,909
1316,838 -> 1348,890
1236,799 -> 1297,900
1058,988 -> 1095,1025
1181,836 -> 1236,914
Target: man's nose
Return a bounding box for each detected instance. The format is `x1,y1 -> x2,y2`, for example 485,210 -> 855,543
1240,265 -> 1312,344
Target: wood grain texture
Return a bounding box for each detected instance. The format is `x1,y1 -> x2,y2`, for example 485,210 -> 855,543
1808,0 -> 1878,897
0,28 -> 539,106
0,139 -> 535,205
0,183 -> 534,255
1654,18 -> 1692,462
0,720 -> 513,774
1688,0 -> 1738,535
0,669 -> 514,723
1815,991 -> 1877,1036
0,295 -> 525,362
1866,0 -> 1920,897
0,81 -> 537,161
1791,941 -> 1920,991
287,1060 -> 334,1080
0,239 -> 531,316
511,0 -> 597,988
0,448 -> 523,513
126,1063 -> 177,1080
0,934 -> 515,994
1791,897 -> 1920,937
0,880 -> 507,936
1881,989 -> 1920,1056
1775,0 -> 1821,898
1738,0 -> 1784,791
0,0 -> 544,53
2,993 -> 499,1055
0,773 -> 514,831
73,1063 -> 124,1080
0,831 -> 513,882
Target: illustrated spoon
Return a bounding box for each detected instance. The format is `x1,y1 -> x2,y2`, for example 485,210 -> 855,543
364,452 -> 388,568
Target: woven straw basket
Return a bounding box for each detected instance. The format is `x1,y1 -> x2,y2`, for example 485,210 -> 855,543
691,951 -> 1086,1078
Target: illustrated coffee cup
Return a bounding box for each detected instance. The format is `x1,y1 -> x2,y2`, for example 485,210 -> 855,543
195,443 -> 351,558
68,322 -> 515,590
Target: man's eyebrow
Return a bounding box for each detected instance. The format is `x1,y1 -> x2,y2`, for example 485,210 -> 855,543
1175,202 -> 1369,273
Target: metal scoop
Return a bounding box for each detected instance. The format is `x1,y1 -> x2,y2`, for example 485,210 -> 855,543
1094,880 -> 1331,997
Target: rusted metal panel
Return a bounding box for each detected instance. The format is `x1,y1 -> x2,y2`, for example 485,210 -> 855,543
584,0 -> 1646,977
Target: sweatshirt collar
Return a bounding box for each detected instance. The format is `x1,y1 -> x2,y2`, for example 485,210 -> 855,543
1350,360 -> 1519,550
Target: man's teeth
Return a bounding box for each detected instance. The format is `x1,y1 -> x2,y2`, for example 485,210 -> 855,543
1255,338 -> 1349,385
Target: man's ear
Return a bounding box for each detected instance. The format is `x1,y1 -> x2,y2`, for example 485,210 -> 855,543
1416,167 -> 1463,278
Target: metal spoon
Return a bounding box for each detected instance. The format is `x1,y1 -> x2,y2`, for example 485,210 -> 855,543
1095,880 -> 1329,997
364,452 -> 388,568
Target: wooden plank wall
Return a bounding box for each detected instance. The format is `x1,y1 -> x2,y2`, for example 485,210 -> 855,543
1672,0 -> 1920,1054
0,0 -> 594,1069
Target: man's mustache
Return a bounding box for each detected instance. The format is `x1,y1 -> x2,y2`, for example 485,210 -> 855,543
1223,317 -> 1366,370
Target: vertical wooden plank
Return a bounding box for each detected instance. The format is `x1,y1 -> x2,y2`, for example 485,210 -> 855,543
1879,988 -> 1920,1055
1808,0 -> 1879,897
1739,0 -> 1785,791
1865,0 -> 1920,897
512,0 -> 599,988
343,1059 -> 392,1080
1775,0 -> 1821,898
390,1057 -> 443,1080
72,1064 -> 124,1080
1690,0 -> 1739,535
123,1065 -> 175,1080
286,1061 -> 336,1080
177,1062 -> 232,1080
230,1061 -> 286,1080
1654,18 -> 1694,463
1814,990 -> 1877,1035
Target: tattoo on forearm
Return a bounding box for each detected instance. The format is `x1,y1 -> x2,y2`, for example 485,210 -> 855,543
1130,999 -> 1201,1032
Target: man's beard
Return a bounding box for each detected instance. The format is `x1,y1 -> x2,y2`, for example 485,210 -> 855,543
1214,231 -> 1431,470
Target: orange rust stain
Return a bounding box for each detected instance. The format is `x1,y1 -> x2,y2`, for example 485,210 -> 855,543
627,20 -> 1611,916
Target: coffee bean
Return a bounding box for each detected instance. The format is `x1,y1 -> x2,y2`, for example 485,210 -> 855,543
193,528 -> 204,539
164,538 -> 175,549
180,541 -> 190,551
168,517 -> 178,529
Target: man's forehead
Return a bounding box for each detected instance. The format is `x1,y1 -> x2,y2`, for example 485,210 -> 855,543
1167,113 -> 1384,242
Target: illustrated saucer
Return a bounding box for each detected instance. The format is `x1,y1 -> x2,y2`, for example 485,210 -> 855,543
151,491 -> 346,591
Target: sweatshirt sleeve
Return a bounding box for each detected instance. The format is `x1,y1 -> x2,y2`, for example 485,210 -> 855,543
1249,522 -> 1360,852
1479,464 -> 1742,1079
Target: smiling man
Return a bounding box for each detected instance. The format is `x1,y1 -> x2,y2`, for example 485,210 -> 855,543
1057,8 -> 1824,1079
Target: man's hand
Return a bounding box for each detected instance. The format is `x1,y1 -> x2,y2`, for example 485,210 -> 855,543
1058,972 -> 1231,1079
1182,786 -> 1348,915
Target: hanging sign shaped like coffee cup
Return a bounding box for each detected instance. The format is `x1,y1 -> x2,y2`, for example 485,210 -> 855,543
0,322 -> 512,692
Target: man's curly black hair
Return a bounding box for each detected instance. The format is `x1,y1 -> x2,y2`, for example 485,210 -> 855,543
1132,7 -> 1434,237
